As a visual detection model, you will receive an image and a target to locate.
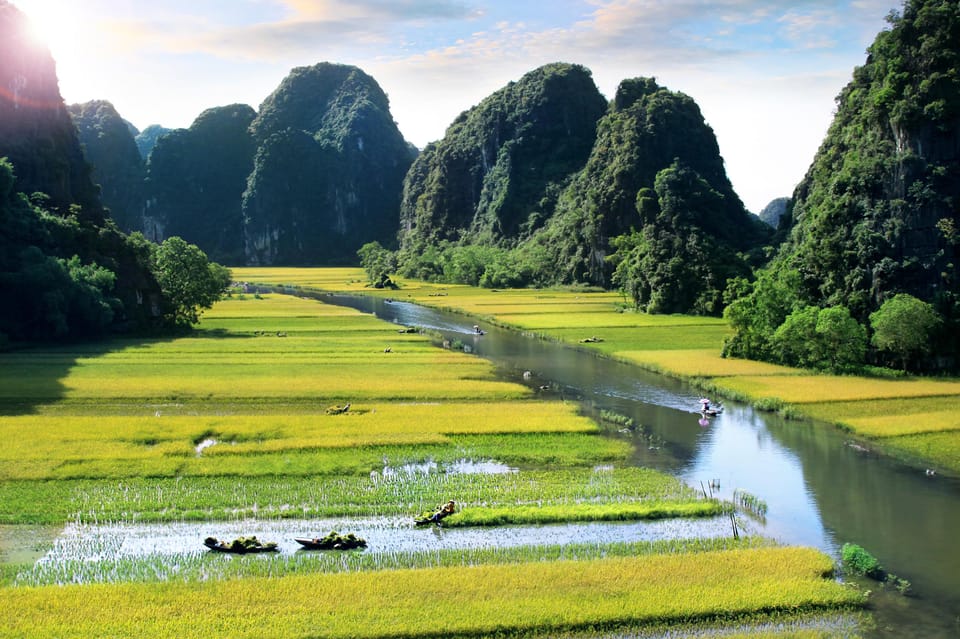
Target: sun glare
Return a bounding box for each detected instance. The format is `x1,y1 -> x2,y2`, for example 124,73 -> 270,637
13,1 -> 103,95
16,1 -> 90,56
18,2 -> 58,47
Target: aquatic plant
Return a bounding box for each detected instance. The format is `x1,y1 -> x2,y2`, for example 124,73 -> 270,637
16,537 -> 764,587
840,542 -> 884,580
299,531 -> 367,550
599,409 -> 635,429
733,489 -> 768,521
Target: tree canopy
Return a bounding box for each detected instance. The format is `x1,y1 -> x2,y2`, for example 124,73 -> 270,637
153,236 -> 232,326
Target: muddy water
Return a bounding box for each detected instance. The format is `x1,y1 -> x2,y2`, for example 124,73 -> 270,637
318,293 -> 960,639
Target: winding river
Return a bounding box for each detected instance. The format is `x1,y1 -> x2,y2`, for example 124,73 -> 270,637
316,292 -> 960,639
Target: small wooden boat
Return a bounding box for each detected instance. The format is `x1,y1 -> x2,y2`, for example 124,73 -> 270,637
204,536 -> 278,554
295,531 -> 367,550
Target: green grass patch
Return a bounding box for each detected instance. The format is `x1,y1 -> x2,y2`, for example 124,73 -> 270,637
0,467 -> 698,525
442,501 -> 723,527
877,431 -> 960,472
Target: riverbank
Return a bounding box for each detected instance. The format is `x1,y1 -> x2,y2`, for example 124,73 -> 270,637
232,267 -> 960,477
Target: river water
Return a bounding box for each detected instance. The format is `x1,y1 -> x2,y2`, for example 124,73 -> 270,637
315,292 -> 960,639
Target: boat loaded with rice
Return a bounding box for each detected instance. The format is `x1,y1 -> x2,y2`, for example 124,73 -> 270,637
295,531 -> 367,550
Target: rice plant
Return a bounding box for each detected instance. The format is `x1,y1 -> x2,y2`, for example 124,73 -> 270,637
1,547 -> 863,639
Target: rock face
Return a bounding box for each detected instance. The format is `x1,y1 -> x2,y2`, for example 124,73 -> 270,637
776,0 -> 960,317
758,197 -> 789,229
0,1 -> 102,221
398,63 -> 607,256
242,62 -> 415,265
533,76 -> 770,286
144,104 -> 257,264
68,100 -> 145,231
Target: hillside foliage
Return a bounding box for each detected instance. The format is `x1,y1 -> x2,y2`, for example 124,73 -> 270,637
243,63 -> 416,266
145,104 -> 257,264
397,63 -> 607,264
724,0 -> 960,370
397,72 -> 770,315
68,100 -> 145,232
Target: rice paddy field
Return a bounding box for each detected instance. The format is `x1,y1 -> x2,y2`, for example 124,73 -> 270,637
0,284 -> 867,638
232,267 -> 960,476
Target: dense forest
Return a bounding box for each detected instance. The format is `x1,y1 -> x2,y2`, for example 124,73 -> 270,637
723,0 -> 960,372
0,1 -> 230,345
4,0 -> 959,371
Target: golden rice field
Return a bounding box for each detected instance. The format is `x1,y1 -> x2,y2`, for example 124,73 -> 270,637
0,284 -> 866,637
0,548 -> 862,639
231,267 -> 960,475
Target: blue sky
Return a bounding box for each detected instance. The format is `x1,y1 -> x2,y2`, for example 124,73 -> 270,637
16,0 -> 901,212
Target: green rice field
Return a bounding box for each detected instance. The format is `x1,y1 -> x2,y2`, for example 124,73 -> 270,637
0,284 -> 864,637
232,267 -> 960,476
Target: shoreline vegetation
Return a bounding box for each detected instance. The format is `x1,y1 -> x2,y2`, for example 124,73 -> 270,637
232,266 -> 960,477
0,275 -> 866,637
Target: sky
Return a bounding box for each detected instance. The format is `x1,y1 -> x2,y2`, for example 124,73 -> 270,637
14,0 -> 902,213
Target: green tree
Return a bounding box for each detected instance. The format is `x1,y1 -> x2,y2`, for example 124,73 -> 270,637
870,293 -> 942,370
153,237 -> 231,326
814,306 -> 867,372
608,162 -> 754,315
771,306 -> 820,368
723,267 -> 806,361
759,304 -> 865,371
357,241 -> 397,288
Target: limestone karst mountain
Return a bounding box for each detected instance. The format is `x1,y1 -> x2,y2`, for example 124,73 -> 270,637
144,104 -> 257,264
242,62 -> 416,266
398,63 -> 607,257
0,1 -> 102,221
68,100 -> 145,232
0,0 -> 160,341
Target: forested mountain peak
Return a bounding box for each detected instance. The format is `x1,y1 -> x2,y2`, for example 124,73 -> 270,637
250,62 -> 393,146
0,2 -> 168,343
779,0 -> 959,315
135,124 -> 172,160
528,76 -> 770,311
758,197 -> 789,229
242,62 -> 414,266
612,76 -> 661,111
68,99 -> 145,232
398,62 -> 607,261
725,0 -> 960,371
144,103 -> 257,264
